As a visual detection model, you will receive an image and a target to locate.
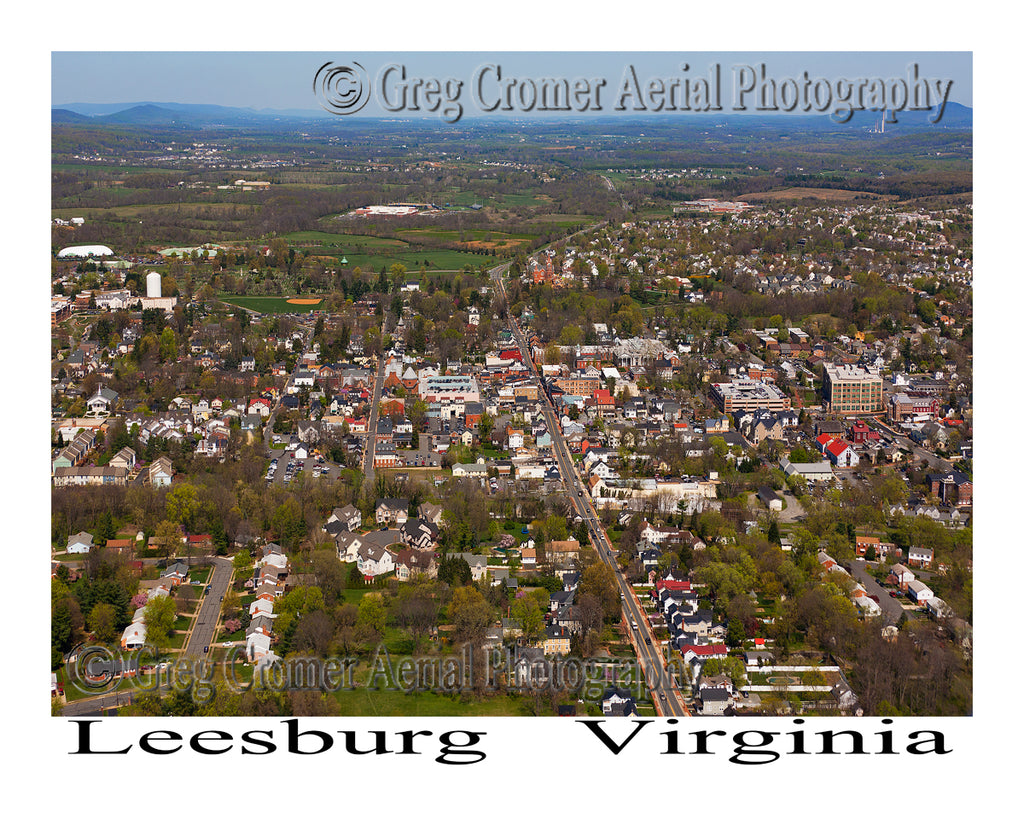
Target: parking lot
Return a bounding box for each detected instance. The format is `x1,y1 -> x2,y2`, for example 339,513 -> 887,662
399,434 -> 439,468
264,450 -> 340,485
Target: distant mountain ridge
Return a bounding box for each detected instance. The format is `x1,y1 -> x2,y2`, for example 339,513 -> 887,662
845,100 -> 971,129
51,100 -> 973,128
53,101 -> 327,124
51,108 -> 92,123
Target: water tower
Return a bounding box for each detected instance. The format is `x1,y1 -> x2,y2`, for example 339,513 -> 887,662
146,271 -> 162,298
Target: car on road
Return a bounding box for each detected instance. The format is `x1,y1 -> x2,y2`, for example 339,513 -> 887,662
219,595 -> 224,602
204,585 -> 211,595
203,646 -> 209,654
889,590 -> 898,598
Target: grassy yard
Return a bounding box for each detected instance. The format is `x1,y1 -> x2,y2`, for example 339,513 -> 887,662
329,686 -> 534,716
218,625 -> 246,642
340,587 -> 375,606
56,668 -> 139,703
189,568 -> 211,584
51,552 -> 86,562
166,632 -> 188,649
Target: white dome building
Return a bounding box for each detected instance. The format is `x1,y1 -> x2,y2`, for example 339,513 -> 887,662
57,244 -> 114,258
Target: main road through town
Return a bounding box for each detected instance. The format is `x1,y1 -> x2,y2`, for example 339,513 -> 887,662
362,307 -> 397,483
491,262 -> 689,716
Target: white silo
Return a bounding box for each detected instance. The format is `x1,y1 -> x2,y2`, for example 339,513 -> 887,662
146,271 -> 162,298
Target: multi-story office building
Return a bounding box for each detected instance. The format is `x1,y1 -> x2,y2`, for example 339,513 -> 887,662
710,378 -> 791,413
823,364 -> 883,415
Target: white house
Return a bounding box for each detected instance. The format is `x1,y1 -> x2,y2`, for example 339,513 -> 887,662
357,543 -> 396,578
375,498 -> 410,526
120,622 -> 147,650
148,456 -> 173,488
854,596 -> 882,617
824,439 -> 860,469
907,545 -> 934,568
328,504 -> 362,532
449,552 -> 489,582
249,597 -> 276,618
246,631 -> 274,663
890,563 -> 916,588
86,387 -> 118,415
779,457 -> 834,483
67,531 -> 94,554
293,369 -> 317,388
906,579 -> 934,605
336,532 -> 365,563
452,462 -> 488,479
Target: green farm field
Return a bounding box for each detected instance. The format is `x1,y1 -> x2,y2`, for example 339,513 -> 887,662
285,230 -> 498,271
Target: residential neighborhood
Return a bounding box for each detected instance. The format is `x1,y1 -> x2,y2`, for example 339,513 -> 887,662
50,92 -> 972,722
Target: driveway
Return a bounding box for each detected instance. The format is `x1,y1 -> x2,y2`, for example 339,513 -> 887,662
778,490 -> 805,522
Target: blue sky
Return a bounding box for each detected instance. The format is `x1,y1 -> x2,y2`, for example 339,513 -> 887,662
52,52 -> 972,116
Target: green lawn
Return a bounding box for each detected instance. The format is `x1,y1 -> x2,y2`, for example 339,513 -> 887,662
329,248 -> 495,272
166,632 -> 187,649
56,669 -> 138,703
52,201 -> 258,220
330,686 -> 534,716
285,230 -> 408,249
340,587 -> 375,605
51,552 -> 86,562
189,568 -> 211,584
218,294 -> 325,314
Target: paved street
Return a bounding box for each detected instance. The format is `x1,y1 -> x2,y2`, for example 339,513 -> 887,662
362,309 -> 396,482
846,559 -> 914,623
182,556 -> 234,658
866,417 -> 954,472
